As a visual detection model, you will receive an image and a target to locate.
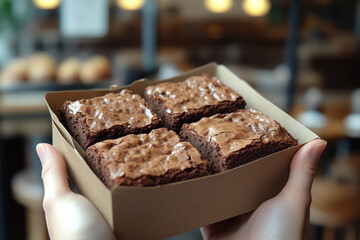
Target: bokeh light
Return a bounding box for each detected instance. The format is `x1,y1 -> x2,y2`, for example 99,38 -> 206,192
242,0 -> 271,17
33,0 -> 61,9
116,0 -> 145,11
205,0 -> 233,14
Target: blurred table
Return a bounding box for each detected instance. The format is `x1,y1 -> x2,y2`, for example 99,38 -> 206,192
292,91 -> 360,240
310,177 -> 360,240
290,91 -> 351,141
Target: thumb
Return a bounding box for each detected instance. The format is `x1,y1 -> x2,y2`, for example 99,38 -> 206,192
37,143 -> 71,200
280,139 -> 327,203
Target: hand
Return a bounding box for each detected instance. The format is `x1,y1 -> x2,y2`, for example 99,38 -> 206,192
37,140 -> 326,240
201,139 -> 327,240
36,143 -> 117,240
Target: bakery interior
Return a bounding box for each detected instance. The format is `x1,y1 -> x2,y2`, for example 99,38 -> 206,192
0,0 -> 359,239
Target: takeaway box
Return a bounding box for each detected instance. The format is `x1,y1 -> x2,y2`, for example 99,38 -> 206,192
45,63 -> 318,240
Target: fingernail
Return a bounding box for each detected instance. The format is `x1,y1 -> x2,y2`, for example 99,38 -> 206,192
310,141 -> 327,160
36,143 -> 48,165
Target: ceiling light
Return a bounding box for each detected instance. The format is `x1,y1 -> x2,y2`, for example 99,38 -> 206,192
117,0 -> 145,11
33,0 -> 61,9
242,0 -> 271,17
205,0 -> 233,14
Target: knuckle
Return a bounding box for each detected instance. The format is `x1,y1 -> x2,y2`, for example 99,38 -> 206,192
304,164 -> 317,177
42,197 -> 52,212
41,163 -> 51,181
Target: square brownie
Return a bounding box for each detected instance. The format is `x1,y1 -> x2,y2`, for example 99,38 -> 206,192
180,108 -> 298,173
59,89 -> 162,149
85,128 -> 211,188
144,73 -> 246,131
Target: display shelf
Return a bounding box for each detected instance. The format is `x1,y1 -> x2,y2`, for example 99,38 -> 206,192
0,81 -> 112,116
0,81 -> 111,93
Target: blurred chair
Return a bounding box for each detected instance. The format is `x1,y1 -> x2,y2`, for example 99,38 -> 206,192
12,170 -> 48,240
330,154 -> 360,184
310,177 -> 360,240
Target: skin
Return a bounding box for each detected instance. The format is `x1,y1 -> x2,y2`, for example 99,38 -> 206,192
37,143 -> 116,240
37,139 -> 326,240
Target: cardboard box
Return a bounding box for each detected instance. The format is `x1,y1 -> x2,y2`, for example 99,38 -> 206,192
45,63 -> 318,240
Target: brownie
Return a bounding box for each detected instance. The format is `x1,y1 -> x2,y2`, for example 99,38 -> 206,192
59,89 -> 162,149
144,73 -> 246,131
180,108 -> 298,173
85,128 -> 211,188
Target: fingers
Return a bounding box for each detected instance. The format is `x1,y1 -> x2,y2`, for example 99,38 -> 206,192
281,139 -> 327,203
37,143 -> 71,199
37,144 -> 117,240
201,211 -> 252,240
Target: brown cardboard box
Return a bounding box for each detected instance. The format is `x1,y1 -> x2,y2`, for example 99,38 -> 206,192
45,63 -> 318,240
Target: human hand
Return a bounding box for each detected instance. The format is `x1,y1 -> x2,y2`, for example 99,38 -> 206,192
36,143 -> 117,240
201,139 -> 327,240
37,139 -> 326,240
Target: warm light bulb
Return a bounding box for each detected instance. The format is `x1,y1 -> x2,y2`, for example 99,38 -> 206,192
117,0 -> 145,11
33,0 -> 61,9
205,0 -> 233,13
242,0 -> 271,17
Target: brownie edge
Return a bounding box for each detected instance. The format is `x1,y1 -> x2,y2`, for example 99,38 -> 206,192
59,89 -> 162,149
180,109 -> 298,173
144,73 -> 246,131
85,128 -> 211,188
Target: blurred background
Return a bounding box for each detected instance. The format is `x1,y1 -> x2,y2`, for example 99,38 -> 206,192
0,0 -> 359,239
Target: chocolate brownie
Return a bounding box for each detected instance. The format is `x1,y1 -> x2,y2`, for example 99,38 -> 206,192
180,108 -> 298,173
144,73 -> 246,131
60,89 -> 162,149
85,128 -> 211,188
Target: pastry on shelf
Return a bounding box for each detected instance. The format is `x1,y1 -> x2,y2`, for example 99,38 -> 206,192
80,55 -> 111,84
0,58 -> 29,86
57,57 -> 81,84
28,52 -> 57,83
